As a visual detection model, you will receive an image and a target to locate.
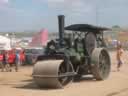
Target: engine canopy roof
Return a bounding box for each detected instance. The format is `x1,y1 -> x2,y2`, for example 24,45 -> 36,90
65,24 -> 110,33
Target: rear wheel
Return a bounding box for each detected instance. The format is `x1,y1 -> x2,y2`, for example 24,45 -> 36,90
91,48 -> 111,80
85,32 -> 97,55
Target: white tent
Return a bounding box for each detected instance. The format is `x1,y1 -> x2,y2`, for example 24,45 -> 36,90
0,35 -> 11,50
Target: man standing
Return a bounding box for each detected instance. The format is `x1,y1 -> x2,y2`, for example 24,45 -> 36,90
15,50 -> 20,72
116,42 -> 124,71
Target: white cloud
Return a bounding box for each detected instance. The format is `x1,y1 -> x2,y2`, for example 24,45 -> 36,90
0,0 -> 9,4
45,0 -> 94,14
0,0 -> 26,18
0,0 -> 9,10
47,0 -> 65,3
4,0 -> 8,3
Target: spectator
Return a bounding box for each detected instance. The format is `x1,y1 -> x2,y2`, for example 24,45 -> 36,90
8,50 -> 16,72
4,50 -> 11,72
116,42 -> 124,71
0,50 -> 4,72
15,50 -> 20,72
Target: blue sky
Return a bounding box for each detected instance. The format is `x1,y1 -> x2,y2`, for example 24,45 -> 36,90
0,0 -> 128,32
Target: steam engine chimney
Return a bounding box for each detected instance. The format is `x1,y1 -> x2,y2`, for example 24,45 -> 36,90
58,15 -> 65,46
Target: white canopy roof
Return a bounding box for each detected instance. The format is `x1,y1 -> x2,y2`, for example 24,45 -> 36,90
0,35 -> 11,50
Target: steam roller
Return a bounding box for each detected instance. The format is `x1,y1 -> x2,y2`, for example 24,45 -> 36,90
33,59 -> 75,88
32,15 -> 111,88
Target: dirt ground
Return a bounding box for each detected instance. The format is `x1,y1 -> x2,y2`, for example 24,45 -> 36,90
0,51 -> 128,96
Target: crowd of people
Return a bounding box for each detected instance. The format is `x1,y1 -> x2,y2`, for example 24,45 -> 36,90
0,49 -> 25,72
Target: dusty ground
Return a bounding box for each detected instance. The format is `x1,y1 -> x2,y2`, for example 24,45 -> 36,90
0,51 -> 128,96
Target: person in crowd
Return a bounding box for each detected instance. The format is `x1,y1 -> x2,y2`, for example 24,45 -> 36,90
8,50 -> 16,72
19,49 -> 25,65
116,42 -> 124,71
0,50 -> 4,72
15,50 -> 20,72
3,50 -> 11,72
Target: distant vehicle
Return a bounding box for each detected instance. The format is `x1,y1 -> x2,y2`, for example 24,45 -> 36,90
24,47 -> 44,65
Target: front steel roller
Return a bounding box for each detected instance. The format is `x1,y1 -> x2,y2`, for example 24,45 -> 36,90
91,48 -> 111,80
32,60 -> 75,88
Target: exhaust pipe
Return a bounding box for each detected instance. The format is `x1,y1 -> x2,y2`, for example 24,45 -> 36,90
58,15 -> 65,46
